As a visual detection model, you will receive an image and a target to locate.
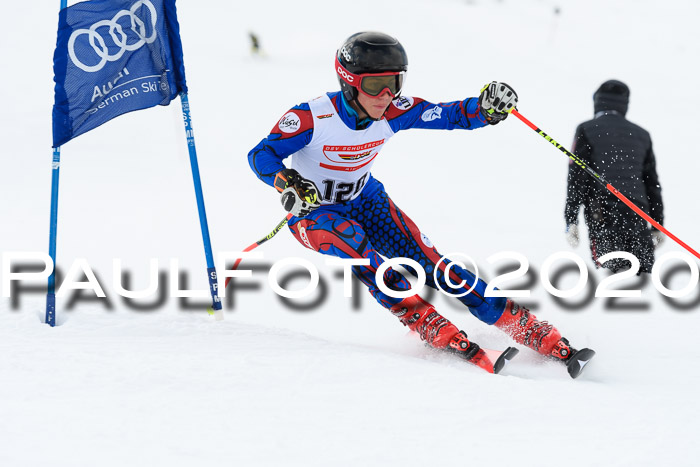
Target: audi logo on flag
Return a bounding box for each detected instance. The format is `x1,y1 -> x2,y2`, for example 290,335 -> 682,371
68,0 -> 158,73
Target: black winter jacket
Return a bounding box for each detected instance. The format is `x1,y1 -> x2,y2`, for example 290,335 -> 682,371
565,112 -> 663,230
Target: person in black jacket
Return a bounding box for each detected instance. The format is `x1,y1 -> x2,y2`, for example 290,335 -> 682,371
565,80 -> 664,274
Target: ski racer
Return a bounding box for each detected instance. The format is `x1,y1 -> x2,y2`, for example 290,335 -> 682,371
248,31 -> 594,376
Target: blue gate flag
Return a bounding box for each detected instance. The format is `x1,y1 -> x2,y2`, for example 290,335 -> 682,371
52,0 -> 187,147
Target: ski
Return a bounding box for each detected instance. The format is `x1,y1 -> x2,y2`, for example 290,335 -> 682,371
430,329 -> 595,378
471,346 -> 520,374
445,344 -> 519,375
442,330 -> 520,375
470,345 -> 594,378
564,348 -> 596,379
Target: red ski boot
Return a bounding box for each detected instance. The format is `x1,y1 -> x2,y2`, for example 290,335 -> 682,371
390,295 -> 459,349
494,300 -> 564,356
390,296 -> 519,374
495,300 -> 595,378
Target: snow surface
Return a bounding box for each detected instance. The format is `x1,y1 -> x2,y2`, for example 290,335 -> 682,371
2,0 -> 700,466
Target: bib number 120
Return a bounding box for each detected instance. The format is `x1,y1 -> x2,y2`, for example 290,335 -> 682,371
321,174 -> 368,203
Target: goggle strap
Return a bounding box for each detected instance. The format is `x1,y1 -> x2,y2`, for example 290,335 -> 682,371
335,56 -> 360,86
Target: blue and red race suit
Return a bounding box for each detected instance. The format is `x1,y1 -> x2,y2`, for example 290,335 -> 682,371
248,91 -> 508,324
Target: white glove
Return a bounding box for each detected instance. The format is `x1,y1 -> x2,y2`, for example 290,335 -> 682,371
478,81 -> 518,124
566,224 -> 579,248
275,168 -> 321,218
651,230 -> 664,248
280,183 -> 320,218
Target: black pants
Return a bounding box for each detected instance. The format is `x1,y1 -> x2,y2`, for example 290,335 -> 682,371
588,213 -> 655,274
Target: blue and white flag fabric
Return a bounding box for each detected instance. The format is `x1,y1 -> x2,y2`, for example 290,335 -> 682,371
52,0 -> 187,147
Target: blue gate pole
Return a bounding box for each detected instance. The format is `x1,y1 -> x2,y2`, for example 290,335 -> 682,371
45,0 -> 67,327
180,93 -> 223,318
45,147 -> 61,327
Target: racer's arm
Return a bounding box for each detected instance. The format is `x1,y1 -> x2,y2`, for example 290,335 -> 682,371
385,96 -> 487,132
385,82 -> 517,132
247,103 -> 314,187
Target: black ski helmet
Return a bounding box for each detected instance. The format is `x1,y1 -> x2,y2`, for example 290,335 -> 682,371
336,31 -> 408,101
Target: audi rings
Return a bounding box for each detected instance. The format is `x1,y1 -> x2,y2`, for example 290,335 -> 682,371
68,0 -> 158,73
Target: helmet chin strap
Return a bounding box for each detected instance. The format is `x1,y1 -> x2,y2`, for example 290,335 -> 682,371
353,98 -> 383,122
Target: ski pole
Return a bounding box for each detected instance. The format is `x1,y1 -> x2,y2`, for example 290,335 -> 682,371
510,109 -> 700,261
206,213 -> 293,315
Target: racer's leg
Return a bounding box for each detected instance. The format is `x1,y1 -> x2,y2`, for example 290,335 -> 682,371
350,177 -> 506,323
353,178 -> 572,358
288,205 -> 463,350
287,205 -> 411,309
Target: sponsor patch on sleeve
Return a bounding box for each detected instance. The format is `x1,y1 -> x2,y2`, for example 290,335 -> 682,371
278,112 -> 301,133
421,106 -> 442,122
392,96 -> 414,110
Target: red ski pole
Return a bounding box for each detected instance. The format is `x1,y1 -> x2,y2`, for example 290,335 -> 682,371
207,213 -> 293,317
510,109 -> 700,261
223,213 -> 293,289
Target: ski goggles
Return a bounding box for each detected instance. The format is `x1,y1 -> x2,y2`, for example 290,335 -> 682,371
335,56 -> 405,98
